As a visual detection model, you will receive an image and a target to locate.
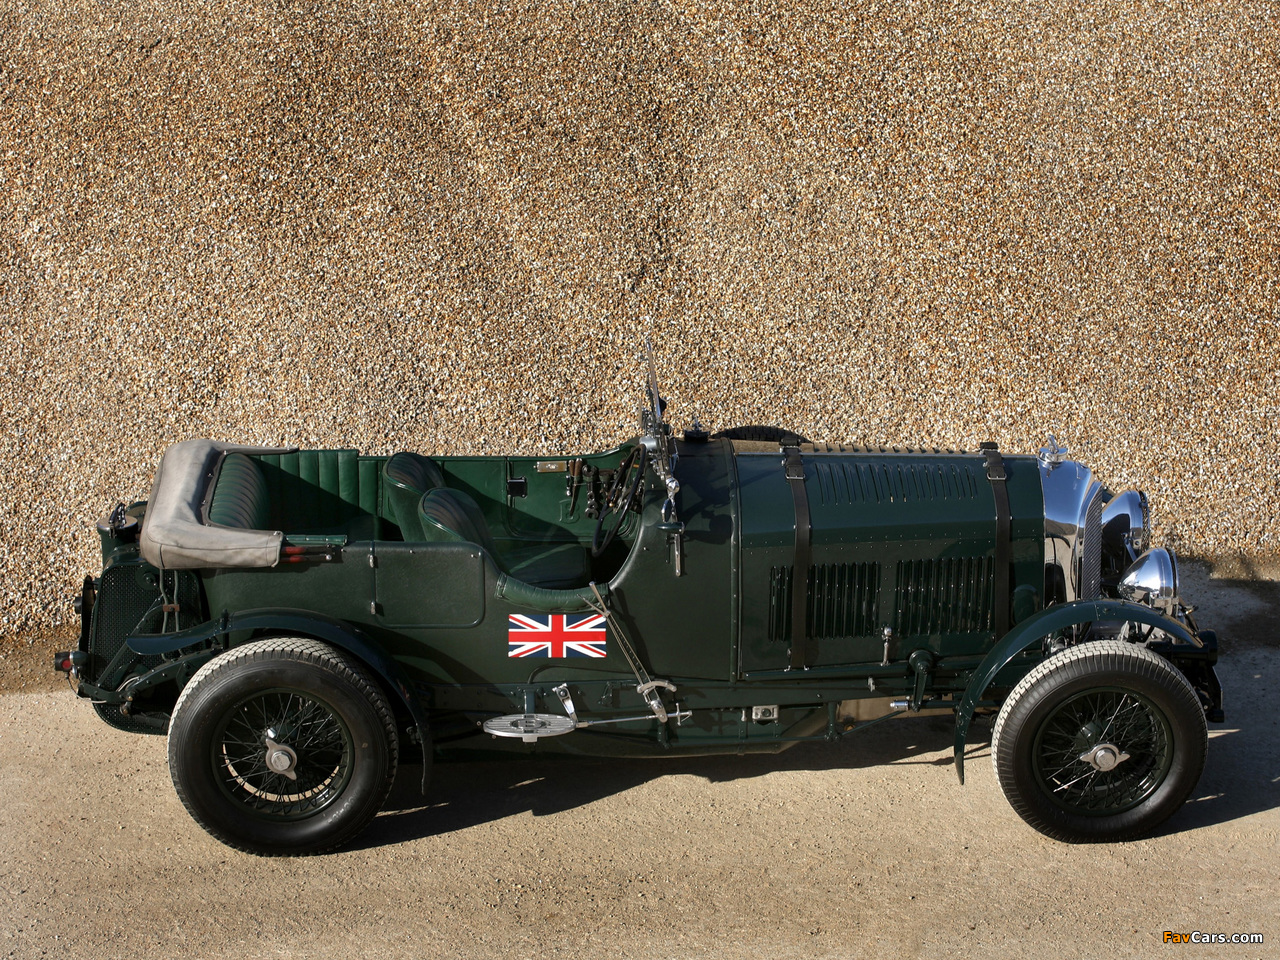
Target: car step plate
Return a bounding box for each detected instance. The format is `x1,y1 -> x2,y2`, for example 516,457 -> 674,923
483,713 -> 577,743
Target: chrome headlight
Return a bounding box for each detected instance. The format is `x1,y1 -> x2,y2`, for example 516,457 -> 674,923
1118,547 -> 1178,608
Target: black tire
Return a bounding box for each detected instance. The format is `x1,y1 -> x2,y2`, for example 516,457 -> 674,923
168,638 -> 398,856
709,425 -> 810,445
991,640 -> 1206,843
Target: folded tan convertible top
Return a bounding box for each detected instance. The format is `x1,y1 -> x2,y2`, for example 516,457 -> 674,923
138,439 -> 297,569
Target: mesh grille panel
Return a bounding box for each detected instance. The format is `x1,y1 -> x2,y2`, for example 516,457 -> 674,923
1080,492 -> 1105,600
89,565 -> 156,676
88,563 -> 202,682
86,562 -> 202,735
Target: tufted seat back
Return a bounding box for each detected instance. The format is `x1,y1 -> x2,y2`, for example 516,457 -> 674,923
417,487 -> 499,557
417,487 -> 590,590
385,451 -> 446,493
204,448 -> 380,541
207,453 -> 272,530
383,452 -> 448,540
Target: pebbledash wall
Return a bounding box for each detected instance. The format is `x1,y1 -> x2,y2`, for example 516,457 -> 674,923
3,0 -> 1278,645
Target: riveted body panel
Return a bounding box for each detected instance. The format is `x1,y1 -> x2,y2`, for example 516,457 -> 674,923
735,448 -> 1044,673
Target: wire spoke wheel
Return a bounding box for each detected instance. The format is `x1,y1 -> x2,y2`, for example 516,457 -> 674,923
214,688 -> 354,820
168,639 -> 398,856
991,640 -> 1206,843
1031,688 -> 1173,816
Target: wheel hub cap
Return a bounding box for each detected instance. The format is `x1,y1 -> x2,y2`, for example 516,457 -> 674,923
264,735 -> 299,781
1080,742 -> 1130,773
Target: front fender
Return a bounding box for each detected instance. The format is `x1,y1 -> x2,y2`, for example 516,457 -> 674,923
128,608 -> 433,790
952,600 -> 1197,784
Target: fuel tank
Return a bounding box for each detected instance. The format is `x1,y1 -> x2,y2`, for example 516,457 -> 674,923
732,442 -> 1045,673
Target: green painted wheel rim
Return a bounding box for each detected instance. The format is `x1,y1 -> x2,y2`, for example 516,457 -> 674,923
211,688 -> 354,822
1032,687 -> 1174,817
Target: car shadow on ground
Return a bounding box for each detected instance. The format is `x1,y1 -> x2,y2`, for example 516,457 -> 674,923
1162,561 -> 1280,837
355,693 -> 1276,851
1162,727 -> 1280,838
354,714 -> 970,850
355,631 -> 1279,852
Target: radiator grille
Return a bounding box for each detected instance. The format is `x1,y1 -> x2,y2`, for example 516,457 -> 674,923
769,562 -> 881,643
1079,492 -> 1105,600
894,557 -> 994,635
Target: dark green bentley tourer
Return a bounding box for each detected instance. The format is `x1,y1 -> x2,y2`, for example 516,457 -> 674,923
60,353 -> 1222,854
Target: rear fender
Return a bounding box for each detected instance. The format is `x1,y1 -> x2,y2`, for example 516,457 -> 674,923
128,607 -> 432,790
953,600 -> 1197,784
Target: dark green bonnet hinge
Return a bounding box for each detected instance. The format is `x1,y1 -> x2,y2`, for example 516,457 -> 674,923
783,445 -> 812,670
979,442 -> 1011,638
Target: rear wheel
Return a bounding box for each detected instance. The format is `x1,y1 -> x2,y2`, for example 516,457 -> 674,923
991,640 -> 1206,842
168,638 -> 398,856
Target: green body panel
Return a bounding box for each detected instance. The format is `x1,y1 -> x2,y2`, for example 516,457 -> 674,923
75,436 -> 1213,763
734,448 -> 1043,673
374,543 -> 487,628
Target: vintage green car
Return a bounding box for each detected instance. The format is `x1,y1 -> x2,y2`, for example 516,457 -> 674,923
59,356 -> 1222,855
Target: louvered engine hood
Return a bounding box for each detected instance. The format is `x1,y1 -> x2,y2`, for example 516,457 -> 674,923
732,444 -> 1046,672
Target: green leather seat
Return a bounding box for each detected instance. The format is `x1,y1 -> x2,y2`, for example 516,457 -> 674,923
418,487 -> 589,589
207,451 -> 378,541
207,454 -> 272,530
383,452 -> 447,540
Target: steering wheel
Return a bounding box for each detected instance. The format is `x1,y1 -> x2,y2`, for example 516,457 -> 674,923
591,445 -> 648,558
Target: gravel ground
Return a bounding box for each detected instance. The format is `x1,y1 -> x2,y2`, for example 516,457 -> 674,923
2,0 -> 1279,656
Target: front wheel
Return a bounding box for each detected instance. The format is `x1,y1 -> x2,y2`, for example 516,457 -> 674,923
991,640 -> 1207,843
168,638 -> 398,856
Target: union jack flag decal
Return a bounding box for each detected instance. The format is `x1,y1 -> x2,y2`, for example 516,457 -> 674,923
507,613 -> 607,658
